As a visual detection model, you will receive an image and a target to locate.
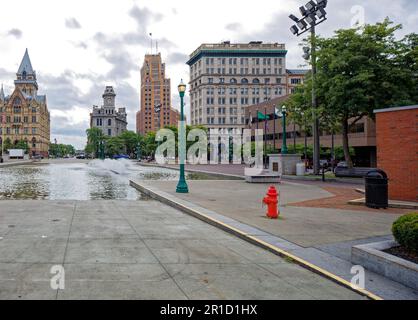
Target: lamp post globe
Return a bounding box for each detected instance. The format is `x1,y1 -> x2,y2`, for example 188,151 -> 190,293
176,79 -> 189,194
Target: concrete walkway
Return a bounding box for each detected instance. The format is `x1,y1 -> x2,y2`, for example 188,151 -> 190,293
0,200 -> 364,300
0,160 -> 34,168
130,179 -> 418,300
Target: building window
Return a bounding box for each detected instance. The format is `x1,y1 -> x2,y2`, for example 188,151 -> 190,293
108,129 -> 112,136
108,119 -> 112,126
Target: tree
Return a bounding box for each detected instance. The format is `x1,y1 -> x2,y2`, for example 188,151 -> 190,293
315,19 -> 417,168
105,136 -> 125,157
49,143 -> 76,157
86,127 -> 104,158
119,131 -> 141,156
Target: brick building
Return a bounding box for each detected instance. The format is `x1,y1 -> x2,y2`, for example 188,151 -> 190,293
375,105 -> 418,202
0,49 -> 50,158
246,96 -> 378,167
136,53 -> 180,135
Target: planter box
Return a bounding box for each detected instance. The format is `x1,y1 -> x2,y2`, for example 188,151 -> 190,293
352,240 -> 418,290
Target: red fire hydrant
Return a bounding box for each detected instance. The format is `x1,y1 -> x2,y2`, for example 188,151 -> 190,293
263,186 -> 279,219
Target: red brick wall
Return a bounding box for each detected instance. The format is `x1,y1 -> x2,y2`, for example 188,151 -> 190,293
376,107 -> 418,202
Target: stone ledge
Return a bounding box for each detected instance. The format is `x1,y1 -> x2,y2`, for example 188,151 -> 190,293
352,240 -> 418,291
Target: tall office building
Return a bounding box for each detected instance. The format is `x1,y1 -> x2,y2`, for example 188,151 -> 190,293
136,53 -> 179,135
0,49 -> 50,158
186,41 -> 288,133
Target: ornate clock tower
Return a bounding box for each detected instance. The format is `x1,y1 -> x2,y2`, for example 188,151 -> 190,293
102,86 -> 116,107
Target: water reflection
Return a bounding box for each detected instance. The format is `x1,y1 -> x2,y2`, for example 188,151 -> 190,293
0,161 -> 223,201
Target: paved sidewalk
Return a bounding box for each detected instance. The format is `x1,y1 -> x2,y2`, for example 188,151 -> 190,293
130,179 -> 418,300
0,160 -> 34,168
0,200 -> 364,300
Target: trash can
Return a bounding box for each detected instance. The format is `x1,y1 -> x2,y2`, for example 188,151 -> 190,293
365,169 -> 388,209
296,163 -> 306,176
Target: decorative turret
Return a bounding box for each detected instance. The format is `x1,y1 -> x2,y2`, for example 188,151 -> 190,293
14,49 -> 38,95
102,86 -> 116,107
0,84 -> 4,102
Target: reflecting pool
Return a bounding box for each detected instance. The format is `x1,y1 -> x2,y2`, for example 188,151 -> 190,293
0,160 -> 200,200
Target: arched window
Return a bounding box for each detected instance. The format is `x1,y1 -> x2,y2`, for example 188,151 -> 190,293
252,78 -> 260,84
241,78 -> 249,84
13,97 -> 22,106
230,78 -> 237,84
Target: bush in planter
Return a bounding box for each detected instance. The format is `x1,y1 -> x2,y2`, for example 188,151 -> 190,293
392,213 -> 418,253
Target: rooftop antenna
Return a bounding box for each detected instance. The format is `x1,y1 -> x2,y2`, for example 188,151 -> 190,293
149,33 -> 153,54
156,40 -> 159,54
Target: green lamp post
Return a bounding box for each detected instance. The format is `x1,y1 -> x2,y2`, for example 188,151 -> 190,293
99,140 -> 105,160
281,105 -> 288,155
176,80 -> 189,194
136,142 -> 141,161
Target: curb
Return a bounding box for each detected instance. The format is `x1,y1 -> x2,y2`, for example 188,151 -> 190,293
130,179 -> 383,301
0,160 -> 35,168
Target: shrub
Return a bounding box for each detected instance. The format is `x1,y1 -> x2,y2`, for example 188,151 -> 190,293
392,213 -> 418,253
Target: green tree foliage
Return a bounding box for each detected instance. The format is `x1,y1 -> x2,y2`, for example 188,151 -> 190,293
315,19 -> 417,167
86,127 -> 104,158
105,136 -> 125,157
289,20 -> 417,168
49,143 -> 76,157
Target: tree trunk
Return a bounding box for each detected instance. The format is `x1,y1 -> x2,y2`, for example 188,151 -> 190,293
342,117 -> 353,168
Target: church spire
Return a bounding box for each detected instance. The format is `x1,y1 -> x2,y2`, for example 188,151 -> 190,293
15,49 -> 38,92
17,48 -> 34,75
0,84 -> 4,102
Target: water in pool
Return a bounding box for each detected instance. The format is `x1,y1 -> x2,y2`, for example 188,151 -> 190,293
0,160 -> 186,200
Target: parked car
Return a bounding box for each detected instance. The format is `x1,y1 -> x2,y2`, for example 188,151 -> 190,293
76,154 -> 86,159
113,154 -> 130,160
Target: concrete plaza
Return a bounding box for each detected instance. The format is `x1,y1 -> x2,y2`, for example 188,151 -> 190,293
131,178 -> 418,299
0,200 -> 364,300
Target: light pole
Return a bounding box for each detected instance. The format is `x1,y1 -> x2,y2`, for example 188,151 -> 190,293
176,80 -> 189,194
281,105 -> 288,155
136,142 -> 141,161
301,111 -> 308,162
289,0 -> 328,175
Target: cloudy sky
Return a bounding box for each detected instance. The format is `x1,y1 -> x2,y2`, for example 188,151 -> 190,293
0,0 -> 416,149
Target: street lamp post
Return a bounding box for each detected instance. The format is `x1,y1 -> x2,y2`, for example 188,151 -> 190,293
136,142 -> 141,161
99,140 -> 105,160
289,0 -> 328,175
281,105 -> 288,155
176,80 -> 189,194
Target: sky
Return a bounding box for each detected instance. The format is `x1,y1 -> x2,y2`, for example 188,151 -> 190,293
0,0 -> 417,149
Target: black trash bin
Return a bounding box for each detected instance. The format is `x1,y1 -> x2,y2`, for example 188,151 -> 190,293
365,169 -> 388,209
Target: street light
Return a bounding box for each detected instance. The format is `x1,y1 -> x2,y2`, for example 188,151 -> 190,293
176,79 -> 189,194
289,0 -> 328,175
281,105 -> 288,155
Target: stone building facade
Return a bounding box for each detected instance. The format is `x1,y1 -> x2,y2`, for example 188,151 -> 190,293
90,86 -> 127,137
186,41 -> 288,134
0,49 -> 50,158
